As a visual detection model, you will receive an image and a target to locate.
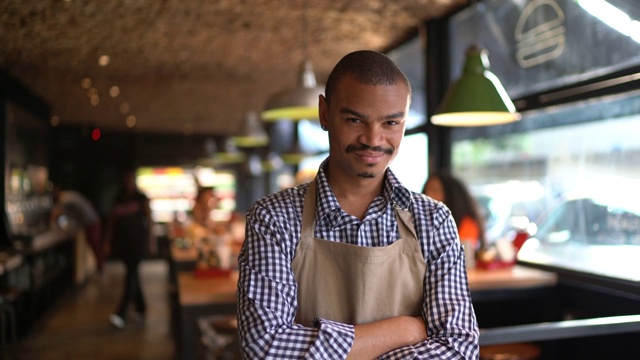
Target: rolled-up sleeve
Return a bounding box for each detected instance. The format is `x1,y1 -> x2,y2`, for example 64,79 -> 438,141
237,198 -> 355,359
385,202 -> 479,359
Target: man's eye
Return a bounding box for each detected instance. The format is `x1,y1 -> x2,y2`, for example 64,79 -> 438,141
347,117 -> 361,123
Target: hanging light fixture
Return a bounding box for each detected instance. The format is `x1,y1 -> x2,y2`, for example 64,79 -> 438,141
260,150 -> 285,173
281,140 -> 310,165
261,0 -> 323,122
231,111 -> 270,148
213,137 -> 246,165
431,45 -> 521,127
280,122 -> 311,165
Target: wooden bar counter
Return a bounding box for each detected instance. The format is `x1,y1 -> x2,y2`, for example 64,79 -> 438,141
468,265 -> 558,291
173,263 -> 558,359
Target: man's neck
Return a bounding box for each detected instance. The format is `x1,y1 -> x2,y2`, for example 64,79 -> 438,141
325,165 -> 386,220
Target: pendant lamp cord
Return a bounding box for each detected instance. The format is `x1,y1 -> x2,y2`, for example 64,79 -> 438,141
302,0 -> 309,62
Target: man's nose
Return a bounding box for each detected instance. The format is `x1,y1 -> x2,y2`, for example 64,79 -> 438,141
358,124 -> 384,147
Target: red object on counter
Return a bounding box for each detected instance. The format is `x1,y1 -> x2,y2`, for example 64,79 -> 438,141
475,259 -> 515,270
194,268 -> 232,278
513,231 -> 529,252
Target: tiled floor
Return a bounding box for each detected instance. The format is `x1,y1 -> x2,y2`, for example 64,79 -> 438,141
15,259 -> 175,360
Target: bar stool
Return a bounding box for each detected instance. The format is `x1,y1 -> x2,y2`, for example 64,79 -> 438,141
0,288 -> 19,360
480,342 -> 542,360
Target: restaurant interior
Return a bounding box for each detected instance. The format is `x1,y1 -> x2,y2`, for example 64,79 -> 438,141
1,0 -> 640,359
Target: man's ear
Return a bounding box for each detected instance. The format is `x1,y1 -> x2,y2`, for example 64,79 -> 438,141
318,95 -> 328,131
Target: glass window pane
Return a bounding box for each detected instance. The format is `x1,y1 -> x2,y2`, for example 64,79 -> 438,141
452,92 -> 640,281
391,133 -> 428,193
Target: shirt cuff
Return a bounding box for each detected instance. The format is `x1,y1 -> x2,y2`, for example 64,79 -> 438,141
313,318 -> 355,354
379,345 -> 418,359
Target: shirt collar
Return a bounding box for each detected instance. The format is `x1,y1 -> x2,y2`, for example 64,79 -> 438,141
313,158 -> 413,221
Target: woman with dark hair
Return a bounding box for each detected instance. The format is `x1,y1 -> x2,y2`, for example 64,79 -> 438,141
423,172 -> 486,252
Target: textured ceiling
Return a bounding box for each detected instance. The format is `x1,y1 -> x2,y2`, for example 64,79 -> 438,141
0,0 -> 465,136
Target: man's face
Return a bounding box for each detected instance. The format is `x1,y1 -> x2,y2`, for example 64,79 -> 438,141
319,75 -> 410,180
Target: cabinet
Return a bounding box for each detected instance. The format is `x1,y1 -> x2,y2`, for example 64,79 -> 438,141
2,231 -> 74,338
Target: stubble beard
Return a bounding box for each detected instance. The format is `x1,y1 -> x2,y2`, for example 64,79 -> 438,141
356,171 -> 375,178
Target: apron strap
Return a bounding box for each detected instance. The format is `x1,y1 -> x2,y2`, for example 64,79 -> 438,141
395,204 -> 419,243
301,178 -> 421,252
299,180 -> 318,250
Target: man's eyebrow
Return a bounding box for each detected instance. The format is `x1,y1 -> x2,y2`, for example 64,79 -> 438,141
340,107 -> 367,118
339,108 -> 406,120
339,107 -> 367,119
383,111 -> 406,120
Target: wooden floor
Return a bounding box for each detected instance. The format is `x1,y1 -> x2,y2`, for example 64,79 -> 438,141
15,259 -> 175,360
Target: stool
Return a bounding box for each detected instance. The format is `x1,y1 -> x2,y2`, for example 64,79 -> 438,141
0,288 -> 19,360
480,342 -> 542,360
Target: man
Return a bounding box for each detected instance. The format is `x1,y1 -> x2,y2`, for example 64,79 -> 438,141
237,50 -> 479,359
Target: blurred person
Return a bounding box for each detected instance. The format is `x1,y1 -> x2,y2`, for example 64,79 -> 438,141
103,169 -> 153,329
50,184 -> 105,275
191,186 -> 216,227
422,172 -> 486,252
237,50 -> 479,359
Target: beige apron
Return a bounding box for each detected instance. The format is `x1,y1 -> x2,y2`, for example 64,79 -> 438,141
292,180 -> 426,327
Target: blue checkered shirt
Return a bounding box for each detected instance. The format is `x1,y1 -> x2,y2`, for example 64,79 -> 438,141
237,160 -> 479,359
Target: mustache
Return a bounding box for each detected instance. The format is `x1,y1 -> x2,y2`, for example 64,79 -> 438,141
346,144 -> 394,155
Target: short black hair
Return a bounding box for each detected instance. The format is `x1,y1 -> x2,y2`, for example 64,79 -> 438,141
324,50 -> 411,104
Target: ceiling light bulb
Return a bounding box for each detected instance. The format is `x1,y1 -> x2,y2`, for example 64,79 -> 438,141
81,78 -> 92,89
126,115 -> 136,127
98,55 -> 110,66
109,86 -> 120,97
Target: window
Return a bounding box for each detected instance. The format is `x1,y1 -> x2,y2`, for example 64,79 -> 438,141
448,0 -> 640,282
389,36 -> 429,192
452,93 -> 640,282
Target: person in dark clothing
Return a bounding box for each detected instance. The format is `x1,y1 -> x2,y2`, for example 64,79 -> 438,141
104,169 -> 153,329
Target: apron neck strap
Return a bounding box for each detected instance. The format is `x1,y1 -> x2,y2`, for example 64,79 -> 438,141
300,179 -> 318,242
302,178 -> 418,243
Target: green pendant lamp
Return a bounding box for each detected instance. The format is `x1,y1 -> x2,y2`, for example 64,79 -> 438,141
431,45 -> 521,127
